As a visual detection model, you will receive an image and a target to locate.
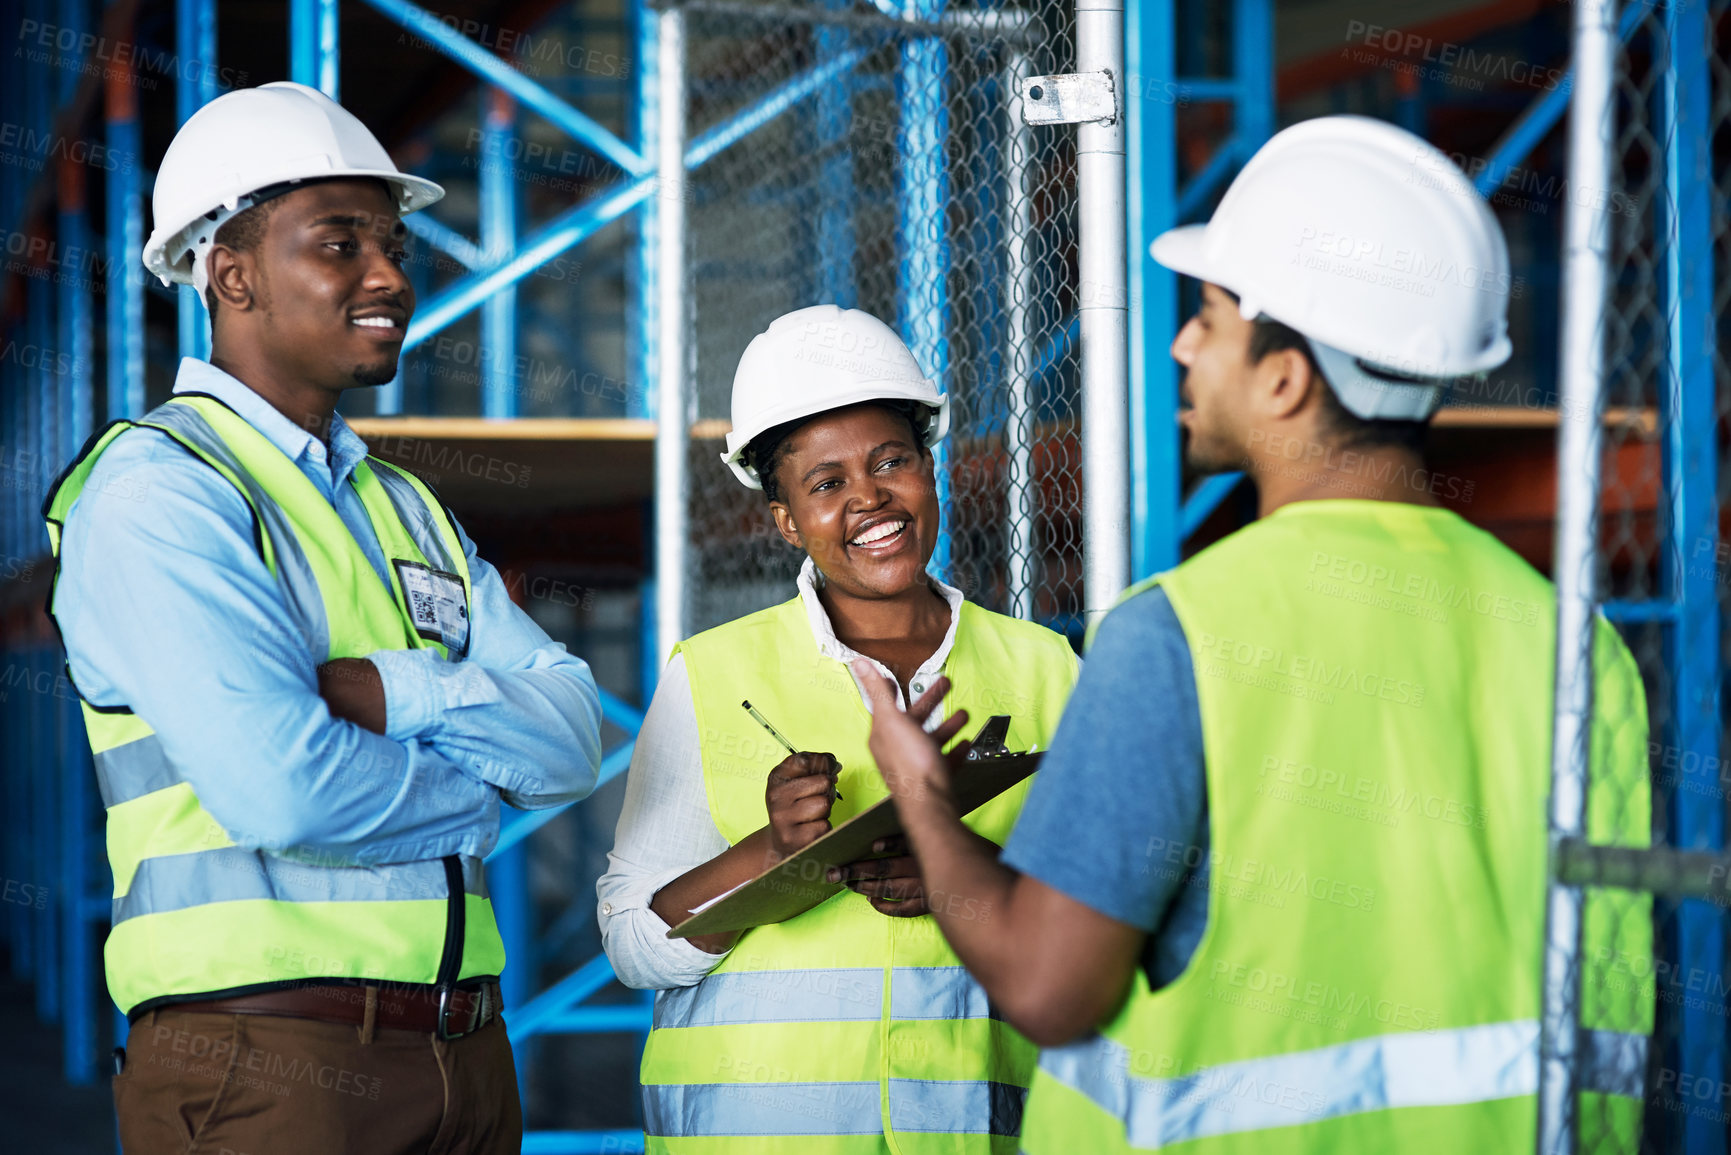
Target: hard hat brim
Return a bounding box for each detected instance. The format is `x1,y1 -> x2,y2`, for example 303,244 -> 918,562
1148,225 -> 1218,284
719,387 -> 951,491
143,171 -> 445,287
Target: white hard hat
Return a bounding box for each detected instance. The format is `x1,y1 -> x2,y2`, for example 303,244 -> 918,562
143,81 -> 444,292
721,305 -> 951,490
1150,115 -> 1513,420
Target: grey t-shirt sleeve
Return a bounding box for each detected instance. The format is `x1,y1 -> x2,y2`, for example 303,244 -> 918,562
1002,585 -> 1209,984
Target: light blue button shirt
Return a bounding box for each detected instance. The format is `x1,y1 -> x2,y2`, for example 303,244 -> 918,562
54,358 -> 602,865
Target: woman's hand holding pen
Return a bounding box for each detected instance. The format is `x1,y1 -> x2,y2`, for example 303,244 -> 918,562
764,752 -> 842,864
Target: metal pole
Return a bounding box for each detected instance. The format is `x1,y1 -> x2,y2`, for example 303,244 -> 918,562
897,0 -> 952,582
1004,52 -> 1036,621
1076,0 -> 1128,622
480,89 -> 518,419
653,6 -> 689,665
1536,0 -> 1617,1149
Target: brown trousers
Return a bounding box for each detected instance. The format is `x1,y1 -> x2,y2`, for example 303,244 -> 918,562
113,1006 -> 522,1155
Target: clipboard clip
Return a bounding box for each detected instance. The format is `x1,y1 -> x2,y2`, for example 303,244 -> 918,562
965,715 -> 1013,760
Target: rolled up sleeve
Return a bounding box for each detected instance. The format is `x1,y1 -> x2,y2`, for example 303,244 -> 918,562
598,654 -> 736,989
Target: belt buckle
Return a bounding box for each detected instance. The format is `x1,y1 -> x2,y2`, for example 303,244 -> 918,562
436,984 -> 485,1041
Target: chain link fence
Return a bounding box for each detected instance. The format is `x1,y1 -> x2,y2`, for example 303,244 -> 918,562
1570,1 -> 1730,1150
680,0 -> 1084,639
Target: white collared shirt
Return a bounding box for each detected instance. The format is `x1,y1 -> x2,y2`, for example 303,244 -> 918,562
597,557 -> 968,989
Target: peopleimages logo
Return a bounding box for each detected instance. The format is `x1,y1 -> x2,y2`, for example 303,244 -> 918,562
15,19 -> 249,89
1291,226 -> 1525,300
1342,20 -> 1567,92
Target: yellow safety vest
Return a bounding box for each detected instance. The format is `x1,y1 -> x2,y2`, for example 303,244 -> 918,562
44,393 -> 506,1016
1020,500 -> 1652,1153
640,594 -> 1078,1154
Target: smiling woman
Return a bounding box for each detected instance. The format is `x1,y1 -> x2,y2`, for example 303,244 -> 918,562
598,304 -> 1082,1154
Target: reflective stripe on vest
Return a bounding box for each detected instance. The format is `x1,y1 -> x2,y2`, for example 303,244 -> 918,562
93,736 -> 178,807
643,595 -> 1078,1149
113,848 -> 489,924
44,394 -> 504,1014
646,1079 -> 1026,1139
653,966 -> 998,1030
1035,1022 -> 1646,1147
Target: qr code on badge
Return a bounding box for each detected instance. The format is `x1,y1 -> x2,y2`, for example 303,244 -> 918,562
410,589 -> 435,623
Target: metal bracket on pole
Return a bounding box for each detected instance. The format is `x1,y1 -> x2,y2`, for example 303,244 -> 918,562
1019,72 -> 1116,126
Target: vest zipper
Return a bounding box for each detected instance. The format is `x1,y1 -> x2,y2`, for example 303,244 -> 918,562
436,855 -> 466,989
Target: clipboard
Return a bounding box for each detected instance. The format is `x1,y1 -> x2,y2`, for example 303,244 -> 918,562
667,716 -> 1040,939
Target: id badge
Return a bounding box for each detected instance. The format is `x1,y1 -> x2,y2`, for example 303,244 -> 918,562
394,560 -> 470,657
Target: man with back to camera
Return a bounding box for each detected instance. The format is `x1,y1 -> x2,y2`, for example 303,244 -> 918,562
850,115 -> 1654,1151
44,82 -> 602,1153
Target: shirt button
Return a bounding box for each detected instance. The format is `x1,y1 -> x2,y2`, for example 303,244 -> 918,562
911,680 -> 926,694
601,902 -> 613,916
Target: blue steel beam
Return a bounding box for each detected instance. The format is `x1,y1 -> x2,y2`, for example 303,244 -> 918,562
543,1007 -> 653,1033
59,686 -> 94,1082
1128,0 -> 1182,577
1172,134 -> 1241,224
598,684 -> 648,731
897,0 -> 951,580
58,160 -> 93,461
290,0 -> 340,96
480,90 -> 518,418
174,0 -> 216,362
1173,78 -> 1239,101
55,145 -> 97,1085
405,47 -> 875,351
1660,0 -> 1721,1150
1232,0 -> 1273,150
1601,600 -> 1681,624
106,56 -> 144,421
1179,472 -> 1243,541
404,178 -> 654,350
402,211 -> 485,270
510,951 -> 620,1037
684,46 -> 870,170
356,0 -> 650,178
628,0 -> 657,416
488,740 -> 634,856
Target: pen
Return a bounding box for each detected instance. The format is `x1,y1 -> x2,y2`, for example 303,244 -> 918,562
742,699 -> 842,801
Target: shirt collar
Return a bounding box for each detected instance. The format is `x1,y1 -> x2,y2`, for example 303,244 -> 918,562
795,555 -> 964,679
171,357 -> 373,485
